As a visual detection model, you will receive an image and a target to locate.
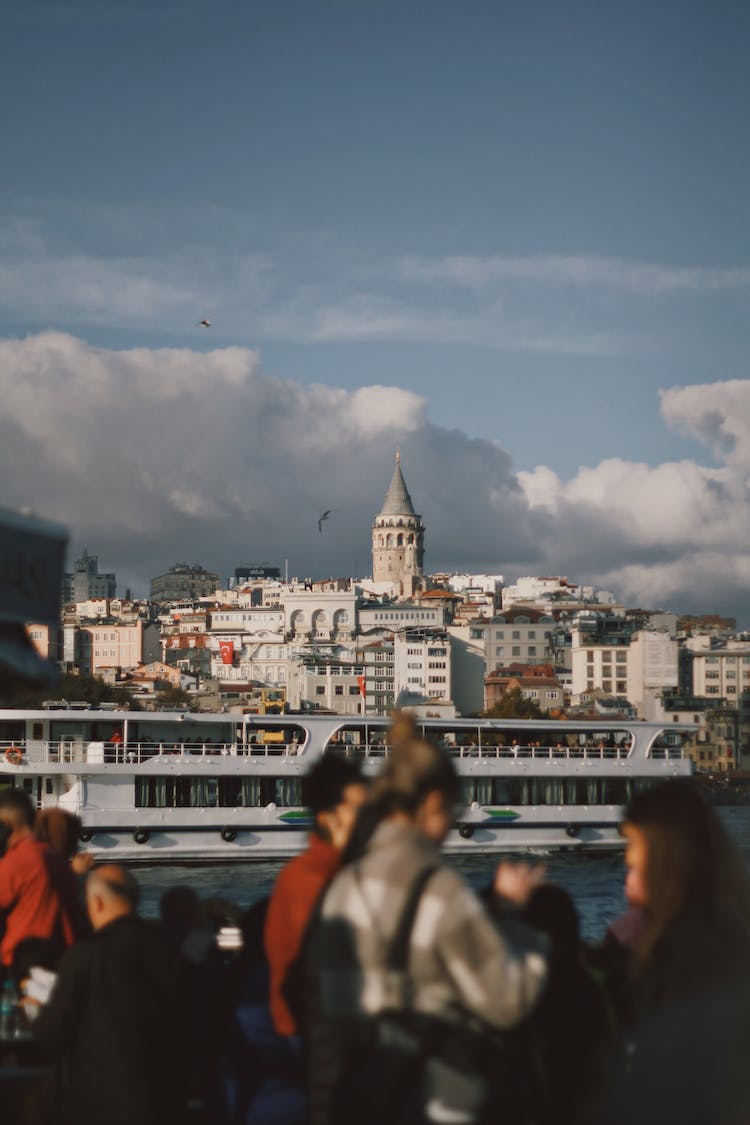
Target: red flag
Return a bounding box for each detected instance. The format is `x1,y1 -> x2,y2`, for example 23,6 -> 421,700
358,674 -> 366,698
219,640 -> 235,665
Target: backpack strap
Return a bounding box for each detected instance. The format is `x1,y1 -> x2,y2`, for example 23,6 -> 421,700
386,865 -> 439,974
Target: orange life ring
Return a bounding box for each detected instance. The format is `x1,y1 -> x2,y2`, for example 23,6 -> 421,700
5,747 -> 23,766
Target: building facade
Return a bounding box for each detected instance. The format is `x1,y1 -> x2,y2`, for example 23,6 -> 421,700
150,563 -> 219,602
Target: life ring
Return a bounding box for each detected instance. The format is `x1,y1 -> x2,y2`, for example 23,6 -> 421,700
79,830 -> 94,843
458,823 -> 474,840
5,747 -> 23,766
221,828 -> 237,843
133,828 -> 150,845
565,823 -> 580,839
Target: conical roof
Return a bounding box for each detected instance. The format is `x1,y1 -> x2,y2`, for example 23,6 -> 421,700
379,454 -> 417,516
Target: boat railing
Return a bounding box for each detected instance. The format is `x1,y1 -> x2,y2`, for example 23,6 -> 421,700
0,739 -> 305,765
336,742 -> 639,761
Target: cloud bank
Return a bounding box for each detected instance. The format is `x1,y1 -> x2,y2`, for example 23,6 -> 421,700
1,333 -> 749,620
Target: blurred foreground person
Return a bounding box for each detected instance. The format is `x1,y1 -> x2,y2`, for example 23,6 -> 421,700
33,864 -> 187,1125
602,779 -> 750,1125
264,752 -> 367,1037
36,807 -> 95,877
0,789 -> 80,976
307,732 -> 548,1125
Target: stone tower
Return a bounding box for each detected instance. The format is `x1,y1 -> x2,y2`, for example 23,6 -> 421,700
372,452 -> 425,593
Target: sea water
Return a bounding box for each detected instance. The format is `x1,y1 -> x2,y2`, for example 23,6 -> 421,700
135,806 -> 750,942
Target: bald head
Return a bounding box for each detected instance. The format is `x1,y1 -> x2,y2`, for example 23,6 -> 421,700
86,864 -> 140,930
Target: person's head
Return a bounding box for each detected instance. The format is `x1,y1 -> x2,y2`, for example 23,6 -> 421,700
0,788 -> 35,836
302,752 -> 368,849
86,864 -> 140,931
370,734 -> 460,844
622,779 -> 750,963
35,808 -> 82,859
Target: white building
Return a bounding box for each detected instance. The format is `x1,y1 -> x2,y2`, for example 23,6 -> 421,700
570,626 -> 678,716
688,639 -> 750,702
393,629 -> 452,706
481,608 -> 556,673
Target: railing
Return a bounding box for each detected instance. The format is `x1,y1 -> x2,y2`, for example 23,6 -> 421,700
0,740 -> 304,765
336,742 -> 640,761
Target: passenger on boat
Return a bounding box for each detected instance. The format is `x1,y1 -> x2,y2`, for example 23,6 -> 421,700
602,779 -> 750,1125
306,731 -> 548,1125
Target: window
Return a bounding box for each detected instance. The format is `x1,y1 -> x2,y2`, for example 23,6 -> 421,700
528,631 -> 536,640
494,630 -> 505,640
616,681 -> 627,693
512,646 -> 521,656
602,652 -> 612,663
315,686 -> 325,695
528,647 -> 537,656
587,652 -> 594,663
495,646 -> 505,657
603,681 -> 612,692
349,686 -> 360,695
512,631 -> 521,640
334,685 -> 344,695
706,687 -> 720,694
616,652 -> 627,664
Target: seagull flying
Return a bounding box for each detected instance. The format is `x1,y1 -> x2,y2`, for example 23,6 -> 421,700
318,509 -> 336,533
197,318 -> 212,328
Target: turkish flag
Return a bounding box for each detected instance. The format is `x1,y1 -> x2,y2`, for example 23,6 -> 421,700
358,675 -> 367,698
219,640 -> 235,665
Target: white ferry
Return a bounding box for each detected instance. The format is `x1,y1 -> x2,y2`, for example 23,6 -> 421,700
0,707 -> 692,862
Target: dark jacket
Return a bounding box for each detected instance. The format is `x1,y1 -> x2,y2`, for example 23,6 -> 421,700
33,913 -> 187,1125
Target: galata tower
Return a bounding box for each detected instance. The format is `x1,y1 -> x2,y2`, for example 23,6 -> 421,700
371,452 -> 425,594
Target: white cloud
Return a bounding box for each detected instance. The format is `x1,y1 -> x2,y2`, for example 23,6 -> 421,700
2,332 -> 749,620
518,381 -> 750,616
399,254 -> 750,295
660,380 -> 750,468
0,333 -> 525,589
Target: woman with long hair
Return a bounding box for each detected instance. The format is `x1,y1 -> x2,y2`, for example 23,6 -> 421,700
604,779 -> 750,1125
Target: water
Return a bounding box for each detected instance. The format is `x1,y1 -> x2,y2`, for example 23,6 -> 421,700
135,807 -> 750,943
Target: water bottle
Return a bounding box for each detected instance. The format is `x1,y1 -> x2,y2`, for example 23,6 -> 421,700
0,979 -> 18,1039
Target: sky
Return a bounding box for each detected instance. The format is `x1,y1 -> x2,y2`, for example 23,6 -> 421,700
1,0 -> 749,621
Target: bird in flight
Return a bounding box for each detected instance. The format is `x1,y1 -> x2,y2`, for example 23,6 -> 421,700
197,318 -> 212,328
318,509 -> 336,533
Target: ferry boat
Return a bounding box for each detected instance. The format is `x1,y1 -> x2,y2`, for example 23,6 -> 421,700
0,707 -> 692,862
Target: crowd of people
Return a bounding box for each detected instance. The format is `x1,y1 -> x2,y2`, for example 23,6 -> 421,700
1,712 -> 749,1125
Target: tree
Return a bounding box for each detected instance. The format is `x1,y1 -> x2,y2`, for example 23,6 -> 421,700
0,671 -> 140,710
155,683 -> 192,709
482,687 -> 543,720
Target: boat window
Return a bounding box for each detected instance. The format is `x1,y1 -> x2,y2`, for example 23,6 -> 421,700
135,776 -> 303,808
458,776 -> 658,807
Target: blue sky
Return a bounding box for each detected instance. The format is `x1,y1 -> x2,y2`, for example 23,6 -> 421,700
1,0 -> 750,616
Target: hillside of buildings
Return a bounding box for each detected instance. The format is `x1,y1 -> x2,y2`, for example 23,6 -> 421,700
13,457 -> 750,776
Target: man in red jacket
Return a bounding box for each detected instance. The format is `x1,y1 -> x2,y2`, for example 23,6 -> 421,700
0,788 -> 79,975
264,753 -> 367,1036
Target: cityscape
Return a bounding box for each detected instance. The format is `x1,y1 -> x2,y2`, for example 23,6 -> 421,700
18,453 -> 750,778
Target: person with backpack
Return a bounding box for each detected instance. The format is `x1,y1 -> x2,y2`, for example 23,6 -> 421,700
305,730 -> 549,1125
